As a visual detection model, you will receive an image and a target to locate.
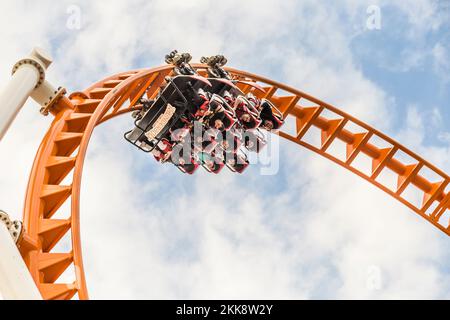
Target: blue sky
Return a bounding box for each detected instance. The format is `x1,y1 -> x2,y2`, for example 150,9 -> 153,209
351,4 -> 450,144
0,0 -> 449,299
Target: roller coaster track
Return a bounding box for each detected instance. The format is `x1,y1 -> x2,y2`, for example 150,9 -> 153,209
17,65 -> 450,300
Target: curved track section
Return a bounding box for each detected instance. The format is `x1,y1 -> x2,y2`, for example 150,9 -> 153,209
18,65 -> 450,300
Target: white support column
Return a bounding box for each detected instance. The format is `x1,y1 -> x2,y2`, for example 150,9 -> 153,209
0,222 -> 42,300
0,48 -> 60,300
0,47 -> 53,140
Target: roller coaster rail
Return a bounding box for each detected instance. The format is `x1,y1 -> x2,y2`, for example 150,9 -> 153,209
0,48 -> 448,300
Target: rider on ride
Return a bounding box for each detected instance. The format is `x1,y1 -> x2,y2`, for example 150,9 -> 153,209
151,139 -> 173,163
225,152 -> 249,173
191,88 -> 210,120
198,151 -> 223,173
200,98 -> 226,131
259,100 -> 279,131
246,93 -> 260,110
246,93 -> 280,131
223,90 -> 235,106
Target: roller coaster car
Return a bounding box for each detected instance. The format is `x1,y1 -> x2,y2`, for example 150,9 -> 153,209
124,75 -> 211,152
192,126 -> 219,155
175,154 -> 200,175
177,160 -> 200,175
151,138 -> 174,163
242,97 -> 263,118
169,141 -> 201,175
235,80 -> 266,94
198,152 -> 225,174
208,94 -> 237,131
225,151 -> 250,174
243,129 -> 267,153
170,126 -> 190,143
220,130 -> 242,154
207,78 -> 242,97
234,96 -> 262,130
259,99 -> 284,131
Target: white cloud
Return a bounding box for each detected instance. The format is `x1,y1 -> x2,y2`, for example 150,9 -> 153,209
432,43 -> 450,82
0,0 -> 449,300
388,0 -> 443,34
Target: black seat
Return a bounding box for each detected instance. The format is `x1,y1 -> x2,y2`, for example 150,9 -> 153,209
124,75 -> 211,152
259,99 -> 284,130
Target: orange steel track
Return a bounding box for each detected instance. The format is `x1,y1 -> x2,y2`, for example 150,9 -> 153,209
17,65 -> 450,300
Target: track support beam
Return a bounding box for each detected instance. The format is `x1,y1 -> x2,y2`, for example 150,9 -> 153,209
0,211 -> 41,300
0,47 -> 69,141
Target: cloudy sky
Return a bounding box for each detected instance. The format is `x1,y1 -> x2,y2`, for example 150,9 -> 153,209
0,0 -> 450,299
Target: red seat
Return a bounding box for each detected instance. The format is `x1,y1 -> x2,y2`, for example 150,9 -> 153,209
225,153 -> 250,174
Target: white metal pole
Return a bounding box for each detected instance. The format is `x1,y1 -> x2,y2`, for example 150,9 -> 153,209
0,48 -> 52,300
0,223 -> 42,300
0,47 -> 53,141
0,65 -> 40,139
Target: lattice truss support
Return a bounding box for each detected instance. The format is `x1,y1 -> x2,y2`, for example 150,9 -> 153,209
17,65 -> 449,300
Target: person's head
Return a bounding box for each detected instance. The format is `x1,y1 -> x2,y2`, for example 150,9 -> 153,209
263,120 -> 274,131
206,160 -> 215,170
246,140 -> 255,149
240,113 -> 251,123
227,158 -> 236,166
209,99 -> 221,111
214,119 -> 224,130
195,135 -> 203,145
222,140 -> 230,149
